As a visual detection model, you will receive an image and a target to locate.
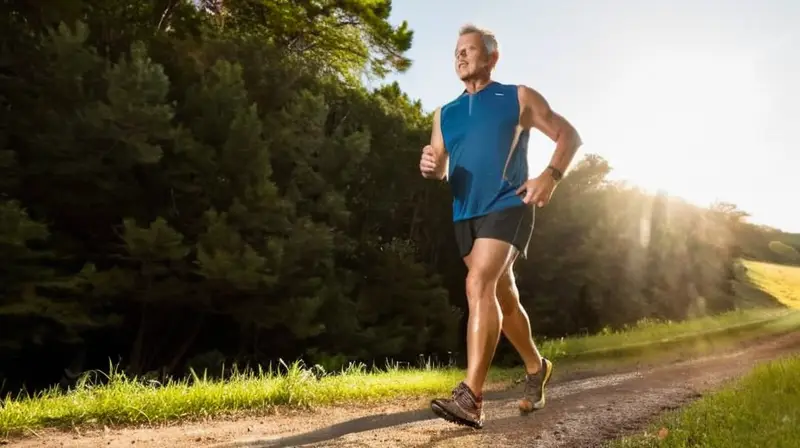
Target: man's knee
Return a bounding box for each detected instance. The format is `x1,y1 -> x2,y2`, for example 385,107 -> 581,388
464,238 -> 516,303
465,269 -> 498,303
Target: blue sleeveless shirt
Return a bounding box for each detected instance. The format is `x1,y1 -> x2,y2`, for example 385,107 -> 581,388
440,81 -> 529,222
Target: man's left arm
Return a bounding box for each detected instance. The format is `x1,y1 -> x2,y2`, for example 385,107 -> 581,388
519,85 -> 582,180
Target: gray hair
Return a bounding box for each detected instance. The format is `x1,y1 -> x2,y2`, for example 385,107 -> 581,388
458,24 -> 499,55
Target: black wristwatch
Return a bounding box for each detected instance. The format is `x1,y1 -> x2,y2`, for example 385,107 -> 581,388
546,165 -> 563,181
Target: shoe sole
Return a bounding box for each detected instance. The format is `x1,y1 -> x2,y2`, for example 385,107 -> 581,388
430,401 -> 484,429
520,360 -> 554,414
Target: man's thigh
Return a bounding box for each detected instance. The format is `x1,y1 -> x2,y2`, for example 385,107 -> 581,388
464,237 -> 517,282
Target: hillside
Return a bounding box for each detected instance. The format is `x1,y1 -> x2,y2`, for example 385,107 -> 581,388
739,260 -> 800,309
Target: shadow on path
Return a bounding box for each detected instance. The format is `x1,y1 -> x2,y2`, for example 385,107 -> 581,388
214,387 -> 528,448
216,408 -> 435,448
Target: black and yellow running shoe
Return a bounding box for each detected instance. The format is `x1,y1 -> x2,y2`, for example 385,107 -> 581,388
519,357 -> 554,413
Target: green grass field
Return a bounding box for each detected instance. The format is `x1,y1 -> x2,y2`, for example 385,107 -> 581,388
536,308 -> 789,362
1,259 -> 799,437
609,354 -> 800,448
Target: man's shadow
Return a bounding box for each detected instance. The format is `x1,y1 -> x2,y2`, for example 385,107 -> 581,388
219,401 -> 551,448
214,385 -> 552,448
227,408 -> 438,448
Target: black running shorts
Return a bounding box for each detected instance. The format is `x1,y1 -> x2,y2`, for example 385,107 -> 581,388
453,204 -> 535,259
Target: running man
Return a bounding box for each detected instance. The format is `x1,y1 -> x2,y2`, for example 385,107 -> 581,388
419,24 -> 582,429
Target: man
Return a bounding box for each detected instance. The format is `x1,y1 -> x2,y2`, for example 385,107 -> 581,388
419,24 -> 582,429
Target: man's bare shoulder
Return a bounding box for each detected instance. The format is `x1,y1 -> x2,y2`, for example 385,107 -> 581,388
431,106 -> 443,126
516,84 -> 548,109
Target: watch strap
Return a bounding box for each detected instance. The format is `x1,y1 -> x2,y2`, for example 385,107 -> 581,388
546,165 -> 563,181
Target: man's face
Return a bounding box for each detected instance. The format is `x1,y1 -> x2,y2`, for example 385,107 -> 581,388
454,32 -> 494,81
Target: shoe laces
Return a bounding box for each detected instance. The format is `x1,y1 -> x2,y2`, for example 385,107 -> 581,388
524,370 -> 541,394
453,382 -> 481,410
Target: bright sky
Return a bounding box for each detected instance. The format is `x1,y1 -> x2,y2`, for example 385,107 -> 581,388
382,0 -> 799,232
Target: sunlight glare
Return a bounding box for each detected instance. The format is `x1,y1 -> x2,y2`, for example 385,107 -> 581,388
596,48 -> 768,208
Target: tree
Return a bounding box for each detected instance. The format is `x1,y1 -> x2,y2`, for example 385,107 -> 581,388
199,0 -> 413,80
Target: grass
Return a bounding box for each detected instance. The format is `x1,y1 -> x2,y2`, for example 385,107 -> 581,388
535,308 -> 791,362
1,309 -> 797,437
608,354 -> 800,448
0,362 -> 518,436
2,259 -> 799,437
740,259 -> 800,309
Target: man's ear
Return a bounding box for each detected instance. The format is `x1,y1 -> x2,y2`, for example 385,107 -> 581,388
489,51 -> 500,70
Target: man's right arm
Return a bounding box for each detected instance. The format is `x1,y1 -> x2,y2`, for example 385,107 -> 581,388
430,107 -> 449,181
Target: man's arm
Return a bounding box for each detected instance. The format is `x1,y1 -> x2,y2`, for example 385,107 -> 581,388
518,85 -> 582,179
430,107 -> 449,181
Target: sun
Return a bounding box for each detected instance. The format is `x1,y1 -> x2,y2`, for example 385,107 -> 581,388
578,47 -> 768,209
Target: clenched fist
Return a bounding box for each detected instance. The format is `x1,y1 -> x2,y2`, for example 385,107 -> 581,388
420,145 -> 446,180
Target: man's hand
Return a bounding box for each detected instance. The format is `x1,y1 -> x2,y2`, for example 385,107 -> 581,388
516,170 -> 558,207
420,145 -> 446,179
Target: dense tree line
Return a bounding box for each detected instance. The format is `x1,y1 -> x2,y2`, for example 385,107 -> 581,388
0,0 -> 796,394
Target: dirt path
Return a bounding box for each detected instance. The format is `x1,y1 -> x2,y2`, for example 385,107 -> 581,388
8,331 -> 800,448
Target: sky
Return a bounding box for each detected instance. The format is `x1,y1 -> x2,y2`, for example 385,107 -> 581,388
379,0 -> 799,232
